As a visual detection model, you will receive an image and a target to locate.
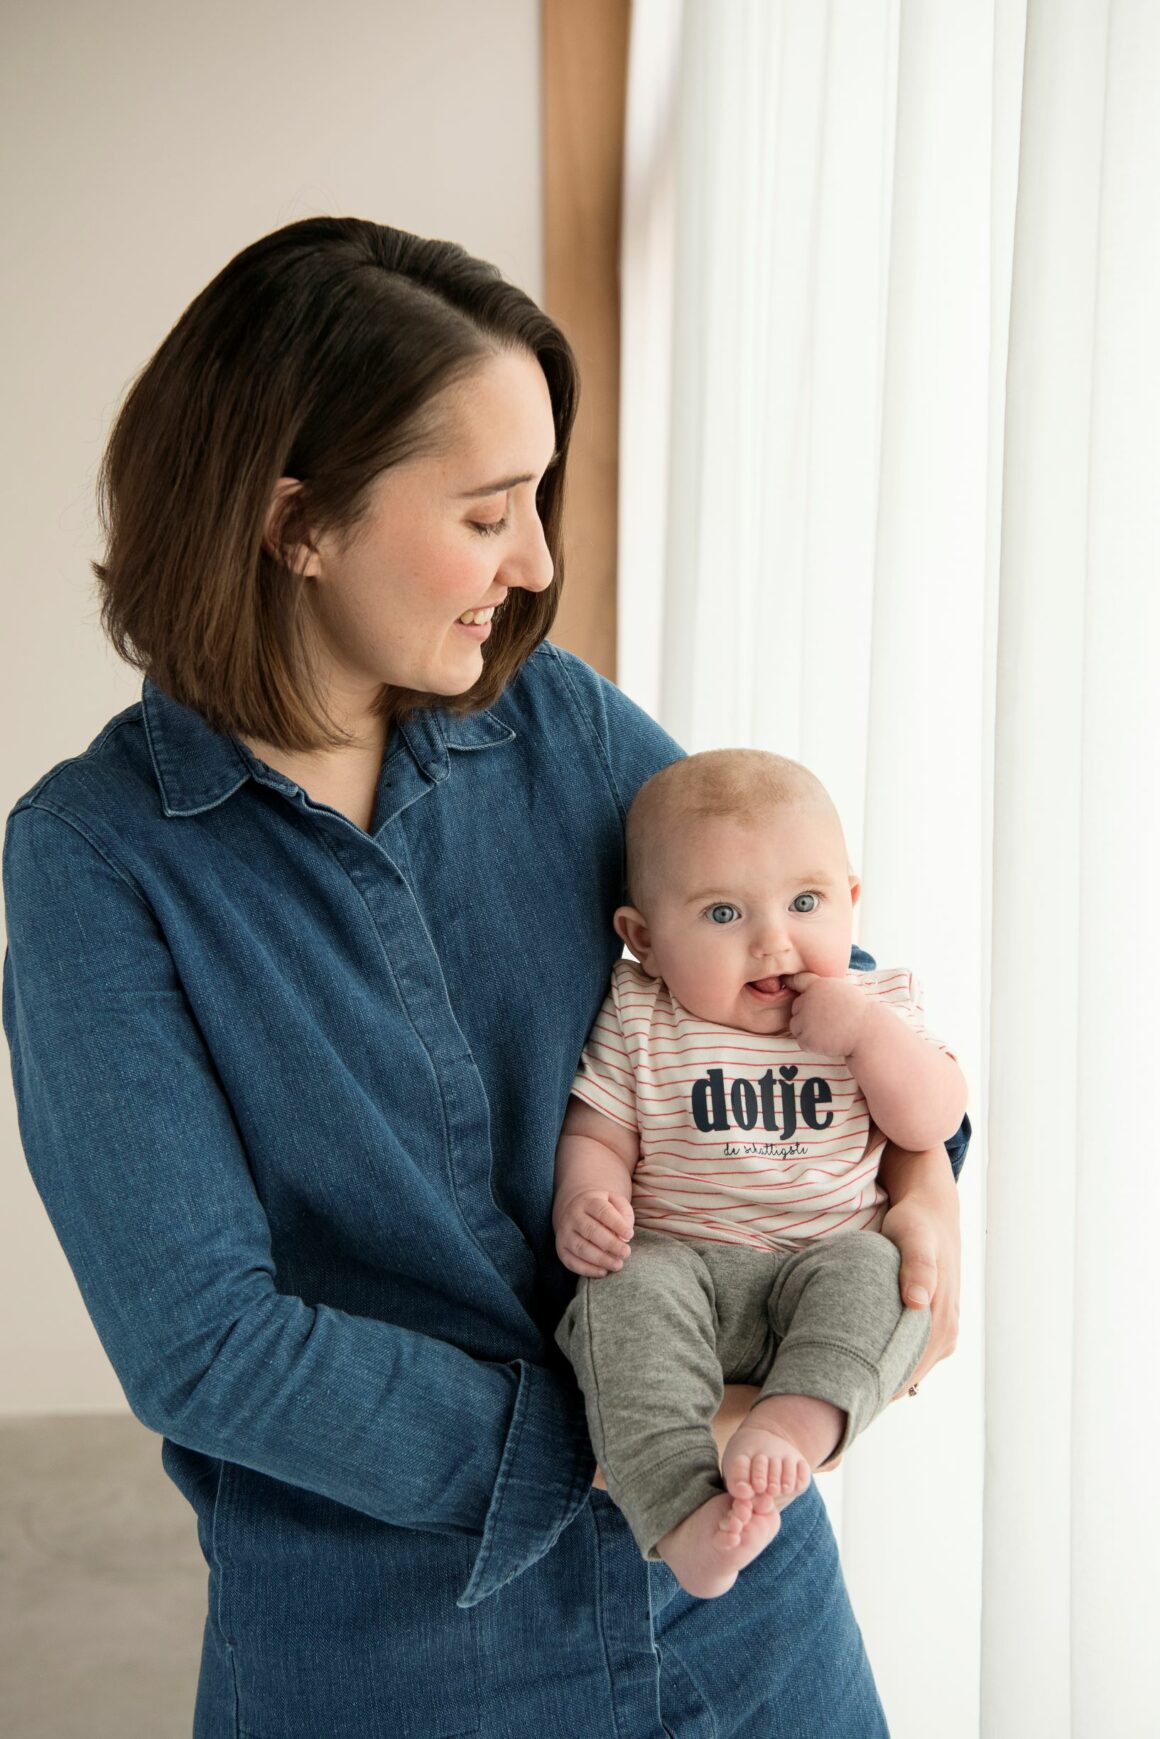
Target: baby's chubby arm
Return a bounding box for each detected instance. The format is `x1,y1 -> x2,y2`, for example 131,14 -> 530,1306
785,972 -> 968,1152
552,1096 -> 640,1278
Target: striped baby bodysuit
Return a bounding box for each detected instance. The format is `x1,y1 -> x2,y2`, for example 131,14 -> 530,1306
570,958 -> 955,1254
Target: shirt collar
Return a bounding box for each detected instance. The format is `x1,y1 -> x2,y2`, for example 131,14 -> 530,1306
141,677 -> 516,818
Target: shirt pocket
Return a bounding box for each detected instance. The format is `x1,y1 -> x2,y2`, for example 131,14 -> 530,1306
213,1462 -> 481,1738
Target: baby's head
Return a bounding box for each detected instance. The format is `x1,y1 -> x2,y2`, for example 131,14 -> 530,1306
615,750 -> 861,1033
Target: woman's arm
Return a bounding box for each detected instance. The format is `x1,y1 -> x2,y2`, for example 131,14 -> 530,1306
2,804 -> 591,1609
876,1141 -> 961,1389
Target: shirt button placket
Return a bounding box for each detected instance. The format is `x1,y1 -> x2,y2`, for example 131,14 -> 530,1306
337,827 -> 538,1303
590,1497 -> 676,1739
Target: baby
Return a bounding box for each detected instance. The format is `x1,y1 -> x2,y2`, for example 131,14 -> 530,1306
553,749 -> 968,1599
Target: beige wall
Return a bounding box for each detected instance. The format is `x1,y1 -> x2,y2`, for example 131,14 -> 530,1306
0,0 -> 543,1416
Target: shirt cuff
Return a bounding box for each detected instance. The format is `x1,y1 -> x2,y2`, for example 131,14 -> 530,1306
457,1358 -> 595,1608
945,1111 -> 971,1180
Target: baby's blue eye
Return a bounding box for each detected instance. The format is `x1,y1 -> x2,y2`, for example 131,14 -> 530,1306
790,892 -> 819,913
707,903 -> 741,924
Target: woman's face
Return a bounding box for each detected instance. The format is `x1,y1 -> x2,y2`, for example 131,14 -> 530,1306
282,347 -> 557,730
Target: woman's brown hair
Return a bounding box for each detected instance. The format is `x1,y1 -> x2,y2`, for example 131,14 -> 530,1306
93,216 -> 580,750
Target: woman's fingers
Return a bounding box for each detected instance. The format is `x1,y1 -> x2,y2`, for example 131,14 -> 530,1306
899,1245 -> 938,1311
906,1287 -> 960,1390
880,1179 -> 962,1397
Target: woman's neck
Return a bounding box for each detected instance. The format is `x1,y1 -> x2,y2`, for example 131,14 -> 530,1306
239,720 -> 389,833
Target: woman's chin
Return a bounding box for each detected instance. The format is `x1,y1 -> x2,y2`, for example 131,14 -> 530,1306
415,646 -> 485,696
433,663 -> 484,697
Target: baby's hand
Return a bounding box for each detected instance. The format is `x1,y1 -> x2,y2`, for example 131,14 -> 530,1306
784,972 -> 869,1057
555,1190 -> 635,1278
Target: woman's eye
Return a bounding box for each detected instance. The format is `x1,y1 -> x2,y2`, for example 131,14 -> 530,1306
707,903 -> 741,925
470,517 -> 509,538
790,892 -> 819,913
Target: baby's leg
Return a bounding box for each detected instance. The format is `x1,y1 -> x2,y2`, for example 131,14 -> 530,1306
721,1231 -> 931,1516
555,1228 -> 789,1599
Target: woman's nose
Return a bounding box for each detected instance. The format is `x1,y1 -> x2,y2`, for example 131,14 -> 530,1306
500,510 -> 554,593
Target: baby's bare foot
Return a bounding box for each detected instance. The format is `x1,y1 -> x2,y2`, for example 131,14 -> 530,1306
721,1423 -> 811,1512
656,1492 -> 781,1599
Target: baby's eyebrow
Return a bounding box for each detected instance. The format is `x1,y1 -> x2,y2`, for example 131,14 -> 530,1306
681,874 -> 836,904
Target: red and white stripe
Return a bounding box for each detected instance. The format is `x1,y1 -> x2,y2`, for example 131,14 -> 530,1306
570,959 -> 953,1254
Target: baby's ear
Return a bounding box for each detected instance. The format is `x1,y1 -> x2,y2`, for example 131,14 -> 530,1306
848,875 -> 862,908
613,905 -> 652,961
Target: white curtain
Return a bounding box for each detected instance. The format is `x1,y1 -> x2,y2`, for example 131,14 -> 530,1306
619,3 -> 1159,1735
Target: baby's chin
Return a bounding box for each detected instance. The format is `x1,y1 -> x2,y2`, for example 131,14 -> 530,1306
732,1001 -> 795,1035
681,992 -> 794,1035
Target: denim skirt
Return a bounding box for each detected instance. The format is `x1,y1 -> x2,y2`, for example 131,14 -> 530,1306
190,1460 -> 887,1738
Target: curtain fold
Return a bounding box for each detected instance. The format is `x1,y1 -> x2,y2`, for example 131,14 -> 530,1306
985,3 -> 1160,1733
619,1 -> 1158,1732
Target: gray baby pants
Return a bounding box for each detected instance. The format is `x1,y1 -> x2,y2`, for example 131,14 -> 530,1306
554,1224 -> 931,1560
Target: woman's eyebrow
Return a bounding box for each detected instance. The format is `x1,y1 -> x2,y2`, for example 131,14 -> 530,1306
457,474 -> 536,498
456,450 -> 560,498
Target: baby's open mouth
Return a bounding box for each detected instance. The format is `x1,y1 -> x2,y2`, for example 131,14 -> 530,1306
747,975 -> 786,995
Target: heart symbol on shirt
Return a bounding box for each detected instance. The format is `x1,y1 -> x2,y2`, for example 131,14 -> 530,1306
779,1066 -> 798,1080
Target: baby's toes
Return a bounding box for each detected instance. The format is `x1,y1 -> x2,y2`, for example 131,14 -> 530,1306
724,1495 -> 753,1530
715,1495 -> 753,1552
716,1507 -> 744,1545
792,1456 -> 812,1496
770,1455 -> 797,1497
725,1453 -> 754,1500
748,1453 -> 770,1495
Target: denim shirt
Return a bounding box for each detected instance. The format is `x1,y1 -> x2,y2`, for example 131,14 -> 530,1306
3,641 -> 968,1695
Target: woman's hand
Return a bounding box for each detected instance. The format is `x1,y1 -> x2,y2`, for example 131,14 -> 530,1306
876,1142 -> 961,1396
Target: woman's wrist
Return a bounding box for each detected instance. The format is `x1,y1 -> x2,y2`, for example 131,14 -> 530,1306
877,1141 -> 958,1208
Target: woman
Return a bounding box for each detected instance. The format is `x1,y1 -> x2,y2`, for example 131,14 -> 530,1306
2,217 -> 966,1737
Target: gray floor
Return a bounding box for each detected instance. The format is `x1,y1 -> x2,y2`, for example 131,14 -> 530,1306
0,1413 -> 206,1738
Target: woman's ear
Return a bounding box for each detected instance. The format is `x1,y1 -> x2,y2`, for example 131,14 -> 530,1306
263,477 -> 321,576
614,905 -> 654,969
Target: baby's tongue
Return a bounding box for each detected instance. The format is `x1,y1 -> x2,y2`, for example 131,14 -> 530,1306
750,975 -> 784,993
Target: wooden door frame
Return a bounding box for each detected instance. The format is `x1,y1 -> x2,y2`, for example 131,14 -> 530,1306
542,0 -> 631,680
